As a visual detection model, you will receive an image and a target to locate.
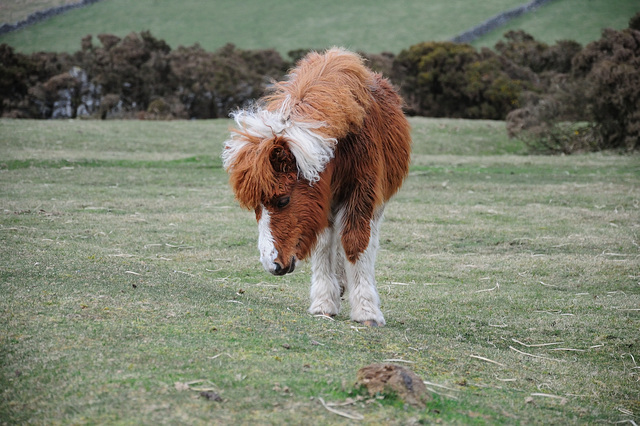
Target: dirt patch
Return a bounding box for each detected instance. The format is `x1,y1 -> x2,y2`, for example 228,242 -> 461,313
356,363 -> 431,408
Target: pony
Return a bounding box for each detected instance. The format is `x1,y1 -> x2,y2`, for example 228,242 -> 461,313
222,48 -> 411,326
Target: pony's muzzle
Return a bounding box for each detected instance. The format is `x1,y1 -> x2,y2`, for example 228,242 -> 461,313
272,258 -> 296,276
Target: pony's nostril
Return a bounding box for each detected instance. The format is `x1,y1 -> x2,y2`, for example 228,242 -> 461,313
272,262 -> 286,276
272,259 -> 295,276
273,263 -> 282,274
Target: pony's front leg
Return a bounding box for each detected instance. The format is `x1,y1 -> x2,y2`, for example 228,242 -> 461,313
343,208 -> 386,326
308,226 -> 341,317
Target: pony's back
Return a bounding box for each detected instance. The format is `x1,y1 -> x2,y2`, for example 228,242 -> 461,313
264,48 -> 373,139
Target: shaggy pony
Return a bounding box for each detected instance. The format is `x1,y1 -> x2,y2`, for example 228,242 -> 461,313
222,48 -> 411,326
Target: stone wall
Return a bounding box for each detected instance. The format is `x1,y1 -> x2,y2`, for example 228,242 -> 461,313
0,0 -> 104,35
450,0 -> 556,43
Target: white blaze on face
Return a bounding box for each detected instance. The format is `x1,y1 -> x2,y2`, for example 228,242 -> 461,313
258,205 -> 278,274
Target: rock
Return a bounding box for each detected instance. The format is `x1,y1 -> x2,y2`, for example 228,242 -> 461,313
355,363 -> 431,408
200,391 -> 223,402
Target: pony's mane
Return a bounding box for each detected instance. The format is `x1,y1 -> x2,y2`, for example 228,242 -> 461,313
223,47 -> 373,209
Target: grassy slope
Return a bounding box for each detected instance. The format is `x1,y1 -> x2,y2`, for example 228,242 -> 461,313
1,0 -> 637,55
0,0 -> 80,25
0,0 -> 557,54
1,118 -> 638,424
471,0 -> 639,48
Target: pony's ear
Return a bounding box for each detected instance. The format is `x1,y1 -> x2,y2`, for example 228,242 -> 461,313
269,140 -> 298,174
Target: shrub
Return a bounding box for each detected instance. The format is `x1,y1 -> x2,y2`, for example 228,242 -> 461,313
495,30 -> 582,74
392,41 -> 533,119
571,15 -> 640,150
0,44 -> 34,117
74,31 -> 173,115
506,90 -> 598,154
508,13 -> 640,152
0,45 -> 75,117
0,32 -> 289,119
167,43 -> 287,118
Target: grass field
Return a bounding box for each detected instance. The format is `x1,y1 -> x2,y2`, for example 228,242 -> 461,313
471,0 -> 639,48
2,0 -> 636,55
0,0 -> 522,54
0,0 -> 79,25
1,118 -> 638,424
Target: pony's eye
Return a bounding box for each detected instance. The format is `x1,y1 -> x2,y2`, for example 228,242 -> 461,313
275,196 -> 290,209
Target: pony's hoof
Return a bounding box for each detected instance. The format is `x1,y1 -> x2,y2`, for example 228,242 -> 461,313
362,320 -> 380,327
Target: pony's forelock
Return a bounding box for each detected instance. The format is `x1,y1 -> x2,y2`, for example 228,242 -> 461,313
224,105 -> 336,184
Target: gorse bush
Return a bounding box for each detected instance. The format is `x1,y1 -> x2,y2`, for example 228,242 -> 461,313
495,30 -> 582,75
1,31 -> 288,119
572,24 -> 640,150
0,32 -> 539,121
506,13 -> 640,153
392,41 -> 533,119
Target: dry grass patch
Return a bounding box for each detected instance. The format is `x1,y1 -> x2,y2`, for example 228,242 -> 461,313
1,118 -> 638,424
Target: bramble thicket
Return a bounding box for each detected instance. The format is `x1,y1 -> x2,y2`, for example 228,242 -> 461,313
1,12 -> 638,152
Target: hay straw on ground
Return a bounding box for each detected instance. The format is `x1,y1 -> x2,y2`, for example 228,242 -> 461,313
382,359 -> 415,364
424,386 -> 459,400
423,381 -> 459,400
469,354 -> 505,367
317,397 -> 364,421
510,346 -> 563,362
495,376 -> 516,382
530,393 -> 568,404
512,339 -> 564,348
314,314 -> 335,321
475,282 -> 500,293
423,381 -> 460,393
207,353 -> 232,360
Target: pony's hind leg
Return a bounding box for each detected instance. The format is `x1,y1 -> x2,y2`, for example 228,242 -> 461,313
343,207 -> 386,326
308,226 -> 341,317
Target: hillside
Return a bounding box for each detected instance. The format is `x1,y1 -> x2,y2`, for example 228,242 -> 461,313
0,0 -> 79,25
0,0 -> 523,54
0,0 -> 576,54
1,0 -> 628,55
471,0 -> 639,48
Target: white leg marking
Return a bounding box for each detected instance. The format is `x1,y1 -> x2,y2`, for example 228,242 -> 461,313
335,242 -> 347,297
340,207 -> 386,325
258,205 -> 278,274
309,226 -> 342,316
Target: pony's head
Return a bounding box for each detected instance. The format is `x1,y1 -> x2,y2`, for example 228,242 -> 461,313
222,107 -> 336,275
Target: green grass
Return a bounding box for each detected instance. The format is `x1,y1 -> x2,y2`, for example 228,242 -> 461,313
1,118 -> 639,424
0,0 -> 559,55
2,0 -> 637,55
471,0 -> 639,48
1,0 -> 80,24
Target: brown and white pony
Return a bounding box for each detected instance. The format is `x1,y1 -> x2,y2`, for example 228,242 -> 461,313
222,48 -> 411,326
